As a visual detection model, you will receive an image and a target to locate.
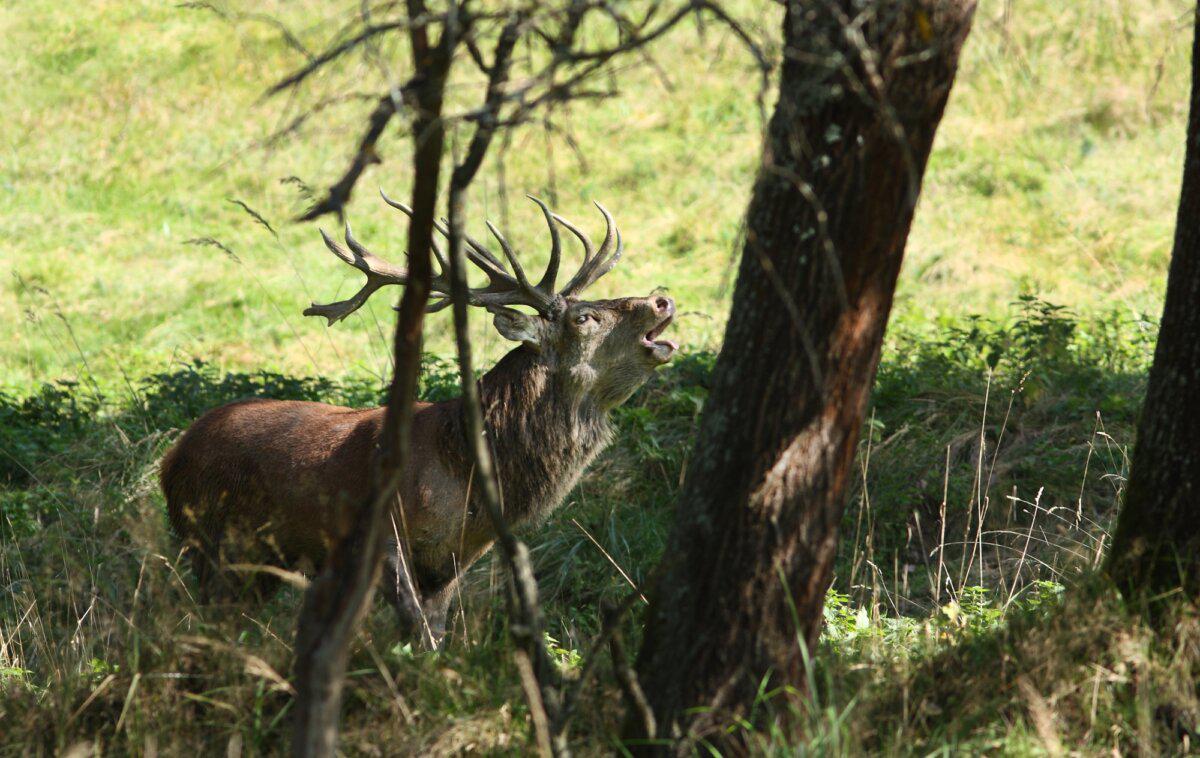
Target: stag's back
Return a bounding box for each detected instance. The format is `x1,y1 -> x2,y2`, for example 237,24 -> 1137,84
162,399 -> 386,570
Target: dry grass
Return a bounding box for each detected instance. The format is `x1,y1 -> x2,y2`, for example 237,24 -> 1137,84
854,579 -> 1200,755
2,0 -> 1196,753
0,416 -> 628,755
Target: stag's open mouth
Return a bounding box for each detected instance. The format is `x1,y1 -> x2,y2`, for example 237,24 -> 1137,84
642,314 -> 677,364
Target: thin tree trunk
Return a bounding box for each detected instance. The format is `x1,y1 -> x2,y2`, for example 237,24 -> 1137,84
1107,7 -> 1200,607
290,15 -> 451,754
442,18 -> 570,748
630,1 -> 975,749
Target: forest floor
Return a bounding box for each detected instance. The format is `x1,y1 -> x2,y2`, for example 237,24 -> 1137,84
2,0 -> 1199,754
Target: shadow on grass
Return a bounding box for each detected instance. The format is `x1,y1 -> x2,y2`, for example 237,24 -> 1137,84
0,301 -> 1161,753
838,298 -> 1153,612
0,351 -> 710,754
1,299 -> 1154,604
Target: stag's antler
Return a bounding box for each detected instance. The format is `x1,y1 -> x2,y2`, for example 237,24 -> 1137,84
303,190 -> 624,325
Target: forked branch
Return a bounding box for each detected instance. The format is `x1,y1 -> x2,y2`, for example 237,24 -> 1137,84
279,1 -> 769,221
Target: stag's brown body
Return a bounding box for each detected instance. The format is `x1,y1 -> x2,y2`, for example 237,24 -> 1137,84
163,347 -> 611,606
162,196 -> 676,646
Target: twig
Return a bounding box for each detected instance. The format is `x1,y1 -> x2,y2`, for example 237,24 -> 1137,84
296,94 -> 399,222
446,178 -> 569,758
569,519 -> 647,603
606,604 -> 656,741
441,17 -> 568,752
559,590 -> 644,725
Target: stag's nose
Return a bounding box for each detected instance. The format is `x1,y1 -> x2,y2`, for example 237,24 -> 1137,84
652,296 -> 675,316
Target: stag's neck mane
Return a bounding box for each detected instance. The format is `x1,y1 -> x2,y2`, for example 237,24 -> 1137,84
444,346 -> 613,525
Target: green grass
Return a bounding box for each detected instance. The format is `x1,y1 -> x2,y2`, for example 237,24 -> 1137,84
2,0 -> 1198,754
1,0 -> 1192,389
0,301 -> 1167,753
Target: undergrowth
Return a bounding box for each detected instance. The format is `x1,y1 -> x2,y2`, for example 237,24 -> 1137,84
2,0 -> 1194,752
2,300 -> 1189,754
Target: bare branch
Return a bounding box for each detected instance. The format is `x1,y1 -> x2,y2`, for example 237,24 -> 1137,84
296,93 -> 399,222
446,179 -> 571,758
451,12 -> 526,187
179,1 -> 313,59
607,603 -> 656,742
292,1 -> 766,225
267,18 -> 428,97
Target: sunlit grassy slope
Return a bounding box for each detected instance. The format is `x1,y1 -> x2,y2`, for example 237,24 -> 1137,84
1,0 -> 1193,390
3,3 -> 1198,754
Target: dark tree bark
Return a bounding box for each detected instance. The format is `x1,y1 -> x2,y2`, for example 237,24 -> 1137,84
630,0 -> 976,749
1107,7 -> 1200,607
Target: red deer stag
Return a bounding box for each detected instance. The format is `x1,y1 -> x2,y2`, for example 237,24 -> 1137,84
161,193 -> 676,647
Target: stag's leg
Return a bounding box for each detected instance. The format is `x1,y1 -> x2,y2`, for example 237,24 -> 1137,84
182,529 -> 234,605
240,564 -> 284,604
171,501 -> 227,604
419,584 -> 454,649
188,546 -> 222,604
189,529 -> 285,605
238,531 -> 289,604
380,539 -> 446,649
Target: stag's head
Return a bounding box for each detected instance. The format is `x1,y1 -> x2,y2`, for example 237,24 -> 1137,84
305,193 -> 676,410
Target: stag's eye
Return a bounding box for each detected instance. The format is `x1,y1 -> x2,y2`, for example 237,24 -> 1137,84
574,313 -> 595,325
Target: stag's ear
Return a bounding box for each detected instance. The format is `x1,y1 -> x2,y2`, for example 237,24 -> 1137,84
488,306 -> 545,351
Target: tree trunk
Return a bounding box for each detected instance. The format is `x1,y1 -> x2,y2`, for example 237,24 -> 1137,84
630,1 -> 975,749
1106,7 -> 1200,607
290,17 -> 451,755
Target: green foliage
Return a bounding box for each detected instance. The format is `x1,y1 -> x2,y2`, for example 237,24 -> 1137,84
0,666 -> 35,689
0,0 -> 1193,752
543,633 -> 583,672
418,355 -> 465,403
882,296 -> 1155,391
612,351 -> 712,477
941,586 -> 1004,633
0,382 -> 100,486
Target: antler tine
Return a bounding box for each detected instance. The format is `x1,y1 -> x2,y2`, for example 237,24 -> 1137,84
379,188 -> 515,288
381,188 -> 498,267
342,221 -> 410,279
378,188 -> 557,313
550,213 -> 594,297
551,213 -> 596,265
304,224 -> 412,325
579,201 -> 623,290
318,227 -> 356,267
487,219 -> 560,313
428,235 -> 449,274
527,195 -> 561,292
557,202 -> 622,298
486,221 -> 533,290
447,217 -> 506,270
307,193 -> 624,325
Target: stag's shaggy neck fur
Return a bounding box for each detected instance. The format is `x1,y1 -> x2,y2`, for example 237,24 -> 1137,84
160,289 -> 674,649
443,346 -> 614,527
